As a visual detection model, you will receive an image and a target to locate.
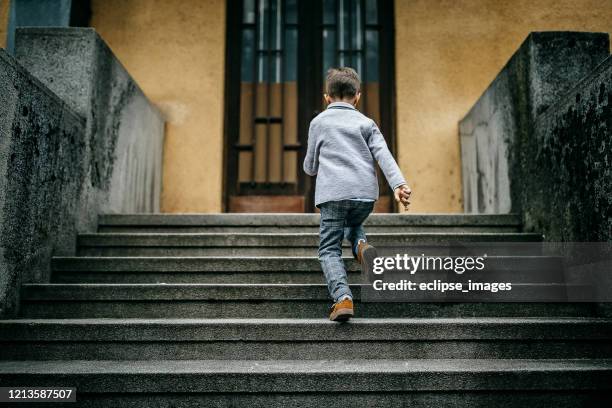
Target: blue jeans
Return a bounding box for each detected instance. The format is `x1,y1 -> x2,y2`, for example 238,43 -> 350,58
318,200 -> 375,302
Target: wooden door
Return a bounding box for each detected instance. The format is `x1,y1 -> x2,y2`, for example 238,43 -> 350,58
224,0 -> 396,212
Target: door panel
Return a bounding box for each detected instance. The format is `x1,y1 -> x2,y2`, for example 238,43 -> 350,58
321,0 -> 390,212
238,83 -> 298,186
225,0 -> 395,213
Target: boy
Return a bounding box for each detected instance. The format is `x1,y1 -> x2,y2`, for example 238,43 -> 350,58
303,67 -> 411,322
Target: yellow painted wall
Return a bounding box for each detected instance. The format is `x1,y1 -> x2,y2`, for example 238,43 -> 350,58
89,0 -> 611,213
90,0 -> 226,212
0,0 -> 9,49
395,0 -> 612,213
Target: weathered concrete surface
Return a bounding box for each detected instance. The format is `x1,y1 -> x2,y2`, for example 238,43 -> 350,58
0,359 -> 610,397
14,27 -> 164,215
0,49 -> 86,317
0,28 -> 164,317
527,56 -> 612,241
3,317 -> 610,341
97,213 -> 522,226
16,281 -> 599,318
460,32 -> 609,215
1,317 -> 611,360
96,213 -> 523,233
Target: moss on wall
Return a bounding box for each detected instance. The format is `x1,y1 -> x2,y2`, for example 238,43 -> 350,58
459,32 -> 609,217
527,57 -> 612,241
1,49 -> 86,316
395,0 -> 612,213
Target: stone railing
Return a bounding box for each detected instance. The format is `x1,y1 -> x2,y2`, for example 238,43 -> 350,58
15,27 -> 165,216
529,55 -> 611,241
459,31 -> 610,241
0,28 -> 165,317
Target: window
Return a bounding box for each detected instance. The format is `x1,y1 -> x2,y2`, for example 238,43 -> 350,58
238,0 -> 299,192
322,0 -> 381,124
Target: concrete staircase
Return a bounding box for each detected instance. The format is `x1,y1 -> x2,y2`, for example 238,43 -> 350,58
1,213 -> 611,407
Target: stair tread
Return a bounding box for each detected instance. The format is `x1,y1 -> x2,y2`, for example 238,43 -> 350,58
4,316 -> 610,324
79,232 -> 540,239
77,232 -> 542,249
99,213 -> 522,227
3,359 -> 611,394
82,232 -> 534,236
19,282 -> 569,300
2,317 -> 611,341
1,358 -> 611,374
50,255 -> 560,280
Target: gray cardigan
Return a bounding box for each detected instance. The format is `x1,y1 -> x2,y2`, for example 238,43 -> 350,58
303,102 -> 406,207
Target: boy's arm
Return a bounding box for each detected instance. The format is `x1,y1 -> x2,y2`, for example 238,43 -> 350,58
303,120 -> 319,176
367,120 -> 407,190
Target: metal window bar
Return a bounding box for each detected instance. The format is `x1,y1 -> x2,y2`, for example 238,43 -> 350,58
344,0 -> 349,67
250,0 -> 260,185
265,0 -> 273,183
350,0 -> 354,68
279,0 -> 286,184
335,0 -> 340,67
360,0 -> 368,114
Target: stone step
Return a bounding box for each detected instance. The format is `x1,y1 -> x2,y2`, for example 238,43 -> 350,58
1,318 -> 611,360
0,391 -> 600,408
98,213 -> 522,233
19,283 -> 601,318
51,256 -> 358,273
50,256 -> 562,284
76,232 -> 542,256
0,359 -> 610,407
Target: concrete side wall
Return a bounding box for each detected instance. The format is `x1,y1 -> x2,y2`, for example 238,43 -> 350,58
0,27 -> 164,317
89,0 -> 226,213
527,56 -> 612,241
395,0 -> 612,213
0,49 -> 86,316
459,32 -> 609,214
14,27 -> 165,215
0,0 -> 9,49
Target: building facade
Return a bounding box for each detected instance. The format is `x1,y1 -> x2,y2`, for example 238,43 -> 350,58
1,0 -> 611,213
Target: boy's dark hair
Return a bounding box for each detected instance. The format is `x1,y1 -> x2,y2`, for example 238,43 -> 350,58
325,67 -> 361,99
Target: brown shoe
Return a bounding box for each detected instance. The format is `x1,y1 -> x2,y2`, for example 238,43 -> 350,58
356,240 -> 377,264
329,297 -> 354,321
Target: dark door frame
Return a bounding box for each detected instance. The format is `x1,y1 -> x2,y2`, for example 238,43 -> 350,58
221,0 -> 243,212
222,0 -> 397,212
297,0 -> 323,212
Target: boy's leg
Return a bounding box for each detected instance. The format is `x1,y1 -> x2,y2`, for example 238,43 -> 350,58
319,201 -> 352,302
344,201 -> 375,259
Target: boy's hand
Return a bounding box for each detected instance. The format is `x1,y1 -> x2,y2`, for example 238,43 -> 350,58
394,185 -> 412,210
